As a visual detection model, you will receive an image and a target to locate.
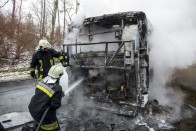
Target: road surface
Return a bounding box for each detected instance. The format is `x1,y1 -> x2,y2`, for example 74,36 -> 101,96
0,79 -> 195,131
0,79 -> 35,116
0,79 -> 68,130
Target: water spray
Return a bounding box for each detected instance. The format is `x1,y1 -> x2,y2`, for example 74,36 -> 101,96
187,104 -> 196,111
64,78 -> 84,95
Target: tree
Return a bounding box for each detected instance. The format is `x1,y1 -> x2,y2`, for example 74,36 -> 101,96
62,0 -> 67,40
30,0 -> 77,45
12,0 -> 16,21
0,0 -> 39,66
75,0 -> 79,14
0,0 -> 9,8
31,0 -> 52,39
15,0 -> 23,59
60,0 -> 78,41
24,13 -> 39,51
50,0 -> 58,46
41,0 -> 46,38
0,11 -> 11,59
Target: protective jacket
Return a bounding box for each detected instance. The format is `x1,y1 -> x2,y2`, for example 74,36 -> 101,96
28,81 -> 63,131
0,123 -> 5,131
30,48 -> 67,81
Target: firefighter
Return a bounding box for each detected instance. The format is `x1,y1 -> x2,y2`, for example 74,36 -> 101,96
30,39 -> 67,81
28,64 -> 64,131
0,123 -> 5,131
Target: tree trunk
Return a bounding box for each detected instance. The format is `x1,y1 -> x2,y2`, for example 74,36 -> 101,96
41,0 -> 46,38
76,0 -> 79,15
57,6 -> 61,43
12,0 -> 16,21
10,0 -> 16,38
15,0 -> 23,59
50,0 -> 58,46
18,0 -> 22,34
40,0 -> 43,38
63,0 -> 66,42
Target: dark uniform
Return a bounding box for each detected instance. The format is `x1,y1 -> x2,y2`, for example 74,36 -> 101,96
28,81 -> 63,131
0,123 -> 5,131
30,48 -> 67,81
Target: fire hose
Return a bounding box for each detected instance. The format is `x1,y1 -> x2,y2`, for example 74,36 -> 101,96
35,107 -> 50,131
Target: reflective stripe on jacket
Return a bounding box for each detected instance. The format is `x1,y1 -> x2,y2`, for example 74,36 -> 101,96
28,81 -> 63,130
41,121 -> 59,130
30,48 -> 65,81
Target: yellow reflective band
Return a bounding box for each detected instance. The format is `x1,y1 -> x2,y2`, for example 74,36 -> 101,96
50,59 -> 54,66
29,68 -> 35,71
59,56 -> 64,60
41,121 -> 59,130
36,84 -> 53,97
38,82 -> 55,94
39,60 -> 43,71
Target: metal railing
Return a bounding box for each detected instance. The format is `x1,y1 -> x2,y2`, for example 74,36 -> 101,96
63,40 -> 134,69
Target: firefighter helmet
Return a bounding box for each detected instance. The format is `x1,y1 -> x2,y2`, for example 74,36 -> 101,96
48,64 -> 64,78
38,39 -> 51,49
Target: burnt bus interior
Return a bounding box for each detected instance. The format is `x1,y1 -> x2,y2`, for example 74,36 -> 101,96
63,11 -> 149,115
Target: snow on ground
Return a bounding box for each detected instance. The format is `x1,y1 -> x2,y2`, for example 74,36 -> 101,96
0,52 -> 32,83
0,71 -> 31,83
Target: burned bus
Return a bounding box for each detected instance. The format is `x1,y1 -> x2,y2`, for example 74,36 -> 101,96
63,11 -> 149,116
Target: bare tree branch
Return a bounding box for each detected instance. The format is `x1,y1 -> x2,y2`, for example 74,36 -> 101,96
31,2 -> 41,25
46,0 -> 53,14
0,0 -> 9,8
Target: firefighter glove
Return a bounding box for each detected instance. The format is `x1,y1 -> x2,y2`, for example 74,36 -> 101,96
61,60 -> 67,67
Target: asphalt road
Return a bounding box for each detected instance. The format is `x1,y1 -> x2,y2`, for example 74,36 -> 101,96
0,79 -> 36,116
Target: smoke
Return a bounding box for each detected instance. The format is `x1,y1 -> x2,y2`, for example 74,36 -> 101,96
64,28 -> 80,45
63,13 -> 85,45
66,0 -> 196,118
147,0 -> 196,118
60,68 -> 69,92
89,69 -> 99,78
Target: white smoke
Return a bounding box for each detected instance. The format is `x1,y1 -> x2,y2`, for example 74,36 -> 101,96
64,28 -> 80,45
147,0 -> 196,113
89,69 -> 99,78
60,68 -> 69,92
67,0 -> 196,118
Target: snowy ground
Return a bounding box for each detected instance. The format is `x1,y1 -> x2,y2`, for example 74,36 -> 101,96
0,70 -> 31,83
0,51 -> 32,83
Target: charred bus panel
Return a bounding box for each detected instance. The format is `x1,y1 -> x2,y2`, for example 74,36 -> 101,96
63,11 -> 149,112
